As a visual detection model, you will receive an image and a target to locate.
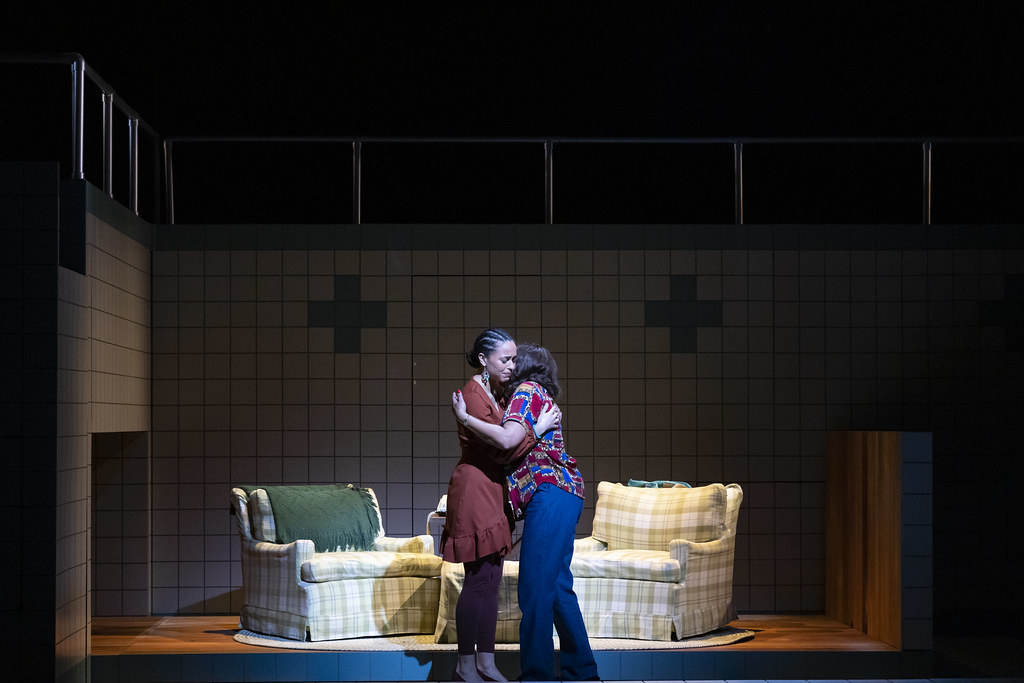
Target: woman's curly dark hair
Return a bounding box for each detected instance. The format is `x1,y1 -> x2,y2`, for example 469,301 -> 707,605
505,342 -> 560,399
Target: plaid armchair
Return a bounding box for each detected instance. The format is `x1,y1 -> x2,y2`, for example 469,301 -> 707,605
570,481 -> 744,640
229,485 -> 442,641
434,481 -> 743,643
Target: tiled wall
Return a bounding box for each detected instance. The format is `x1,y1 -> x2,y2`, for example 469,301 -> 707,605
60,201 -> 151,683
3,161 -> 62,683
93,431 -> 151,617
85,211 -> 152,432
56,261 -> 91,683
84,206 -> 154,620
900,431 -> 933,650
0,165 -> 154,683
148,224 -> 1022,628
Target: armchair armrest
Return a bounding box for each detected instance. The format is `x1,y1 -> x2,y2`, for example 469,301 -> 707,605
373,534 -> 435,554
244,537 -> 314,578
573,536 -> 608,553
239,537 -> 316,613
669,533 -> 736,583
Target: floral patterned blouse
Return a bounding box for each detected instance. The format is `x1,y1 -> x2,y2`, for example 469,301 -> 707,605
502,381 -> 585,516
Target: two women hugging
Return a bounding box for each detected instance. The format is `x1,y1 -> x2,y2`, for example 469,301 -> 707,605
440,328 -> 598,682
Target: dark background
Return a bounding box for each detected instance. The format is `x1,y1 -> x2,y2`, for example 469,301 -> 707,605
3,2 -> 1023,225
3,2 -> 1022,137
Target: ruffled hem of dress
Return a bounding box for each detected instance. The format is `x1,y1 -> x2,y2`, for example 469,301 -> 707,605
440,518 -> 512,563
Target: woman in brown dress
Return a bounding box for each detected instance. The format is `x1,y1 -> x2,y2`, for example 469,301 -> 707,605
441,328 -> 558,682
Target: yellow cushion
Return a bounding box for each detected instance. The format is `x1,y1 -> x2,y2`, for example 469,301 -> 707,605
301,551 -> 442,582
571,549 -> 681,582
592,481 -> 727,550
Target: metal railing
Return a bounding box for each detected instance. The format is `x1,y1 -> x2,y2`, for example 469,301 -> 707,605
167,136 -> 751,226
167,134 -> 1010,225
0,53 -> 160,216
4,54 -> 1022,226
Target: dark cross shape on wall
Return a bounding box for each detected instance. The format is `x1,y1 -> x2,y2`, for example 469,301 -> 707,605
644,275 -> 723,353
308,275 -> 387,353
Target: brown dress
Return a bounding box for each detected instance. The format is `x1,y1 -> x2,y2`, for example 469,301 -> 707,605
440,378 -> 536,563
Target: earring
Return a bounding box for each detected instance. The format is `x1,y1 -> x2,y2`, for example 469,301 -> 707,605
482,369 -> 490,384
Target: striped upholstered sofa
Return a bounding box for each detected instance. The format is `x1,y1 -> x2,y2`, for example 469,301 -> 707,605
434,481 -> 743,642
230,484 -> 442,641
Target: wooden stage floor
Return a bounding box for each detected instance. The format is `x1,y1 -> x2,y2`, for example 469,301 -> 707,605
92,613 -> 893,655
95,615 -> 999,681
94,614 -> 983,683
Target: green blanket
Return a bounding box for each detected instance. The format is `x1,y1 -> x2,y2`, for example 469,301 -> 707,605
242,485 -> 381,552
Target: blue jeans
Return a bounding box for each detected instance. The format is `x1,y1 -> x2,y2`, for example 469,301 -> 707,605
517,483 -> 598,681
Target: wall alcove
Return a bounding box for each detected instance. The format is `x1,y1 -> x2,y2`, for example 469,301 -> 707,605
92,431 -> 151,617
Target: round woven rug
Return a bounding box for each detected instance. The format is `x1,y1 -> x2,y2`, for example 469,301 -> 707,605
233,627 -> 755,651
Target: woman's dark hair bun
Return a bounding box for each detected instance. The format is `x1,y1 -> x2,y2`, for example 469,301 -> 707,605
466,328 -> 514,368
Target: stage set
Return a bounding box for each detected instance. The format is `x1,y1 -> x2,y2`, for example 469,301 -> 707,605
7,43 -> 1024,683
88,453 -> 958,682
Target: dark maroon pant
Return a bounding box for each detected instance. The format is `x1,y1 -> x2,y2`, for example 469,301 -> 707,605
456,553 -> 504,655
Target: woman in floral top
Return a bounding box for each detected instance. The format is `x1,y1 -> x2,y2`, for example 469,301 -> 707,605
455,342 -> 598,681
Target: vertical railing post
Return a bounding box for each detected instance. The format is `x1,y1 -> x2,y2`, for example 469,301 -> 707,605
129,117 -> 139,214
102,92 -> 114,196
71,56 -> 85,180
164,139 -> 175,225
352,140 -> 362,224
733,141 -> 744,224
922,141 -> 932,225
544,140 -> 553,224
152,135 -> 162,223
